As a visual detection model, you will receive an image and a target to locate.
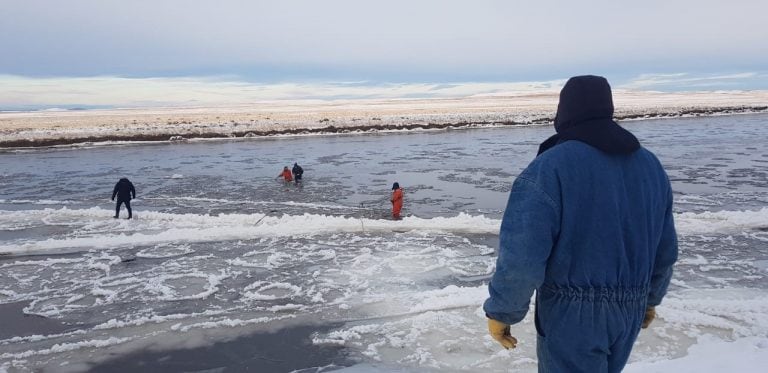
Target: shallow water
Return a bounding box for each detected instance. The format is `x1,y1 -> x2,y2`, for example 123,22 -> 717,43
1,114 -> 767,372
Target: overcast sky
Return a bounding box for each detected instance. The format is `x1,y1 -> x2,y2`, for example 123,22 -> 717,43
1,0 -> 767,107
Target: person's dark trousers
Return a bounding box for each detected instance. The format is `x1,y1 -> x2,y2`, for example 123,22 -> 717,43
115,199 -> 132,219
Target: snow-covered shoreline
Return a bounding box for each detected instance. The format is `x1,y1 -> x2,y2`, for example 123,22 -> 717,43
1,90 -> 766,148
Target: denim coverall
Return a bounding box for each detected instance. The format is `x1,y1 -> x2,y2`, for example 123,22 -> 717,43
484,141 -> 678,372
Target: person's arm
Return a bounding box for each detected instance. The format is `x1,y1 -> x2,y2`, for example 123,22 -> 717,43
130,183 -> 136,199
648,187 -> 678,307
484,177 -> 559,325
642,186 -> 678,328
111,183 -> 118,200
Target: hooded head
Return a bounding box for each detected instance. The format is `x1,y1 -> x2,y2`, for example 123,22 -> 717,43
119,177 -> 129,182
538,75 -> 639,155
554,75 -> 614,133
392,182 -> 400,190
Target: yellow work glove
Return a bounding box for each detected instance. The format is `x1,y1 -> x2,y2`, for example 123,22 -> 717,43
487,318 -> 518,349
642,306 -> 656,329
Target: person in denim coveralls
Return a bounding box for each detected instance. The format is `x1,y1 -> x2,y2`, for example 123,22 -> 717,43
484,75 -> 678,372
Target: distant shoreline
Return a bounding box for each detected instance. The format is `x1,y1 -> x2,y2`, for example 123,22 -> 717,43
1,106 -> 766,149
1,92 -> 766,149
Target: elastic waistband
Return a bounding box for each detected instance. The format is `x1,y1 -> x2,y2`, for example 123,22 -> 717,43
540,284 -> 649,303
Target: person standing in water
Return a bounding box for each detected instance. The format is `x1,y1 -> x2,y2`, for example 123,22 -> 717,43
278,166 -> 293,183
292,163 -> 304,184
391,182 -> 403,220
111,177 -> 136,219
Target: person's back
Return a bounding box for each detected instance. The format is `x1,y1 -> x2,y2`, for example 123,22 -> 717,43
526,141 -> 674,291
113,178 -> 135,201
498,141 -> 677,372
484,75 -> 678,373
111,178 -> 136,219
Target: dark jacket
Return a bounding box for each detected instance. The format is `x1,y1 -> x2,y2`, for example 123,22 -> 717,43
292,164 -> 303,176
112,178 -> 136,201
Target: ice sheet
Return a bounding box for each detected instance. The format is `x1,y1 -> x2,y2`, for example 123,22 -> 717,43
2,114 -> 767,371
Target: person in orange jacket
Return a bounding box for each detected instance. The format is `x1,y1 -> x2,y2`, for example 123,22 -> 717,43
277,166 -> 293,182
391,182 -> 403,219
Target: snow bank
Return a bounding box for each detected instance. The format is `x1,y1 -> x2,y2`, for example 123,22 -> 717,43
625,336 -> 768,373
314,285 -> 768,372
2,205 -> 766,256
0,207 -> 500,256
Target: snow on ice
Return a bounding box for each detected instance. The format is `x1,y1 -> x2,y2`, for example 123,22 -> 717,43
1,114 -> 768,371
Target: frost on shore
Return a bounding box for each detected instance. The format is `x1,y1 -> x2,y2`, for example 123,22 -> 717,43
1,91 -> 767,147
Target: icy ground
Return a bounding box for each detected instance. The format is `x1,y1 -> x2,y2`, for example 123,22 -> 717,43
1,90 -> 767,146
1,114 -> 768,372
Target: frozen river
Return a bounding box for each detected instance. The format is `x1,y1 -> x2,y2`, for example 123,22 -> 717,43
1,114 -> 767,372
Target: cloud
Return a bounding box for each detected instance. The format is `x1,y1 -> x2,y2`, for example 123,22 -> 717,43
1,1 -> 766,80
0,75 -> 565,109
620,72 -> 766,91
3,70 -> 768,109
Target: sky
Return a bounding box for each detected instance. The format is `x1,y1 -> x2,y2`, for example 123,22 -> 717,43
1,0 -> 767,108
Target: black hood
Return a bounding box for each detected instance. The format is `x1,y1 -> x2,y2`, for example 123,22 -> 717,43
538,75 -> 639,155
119,178 -> 130,183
